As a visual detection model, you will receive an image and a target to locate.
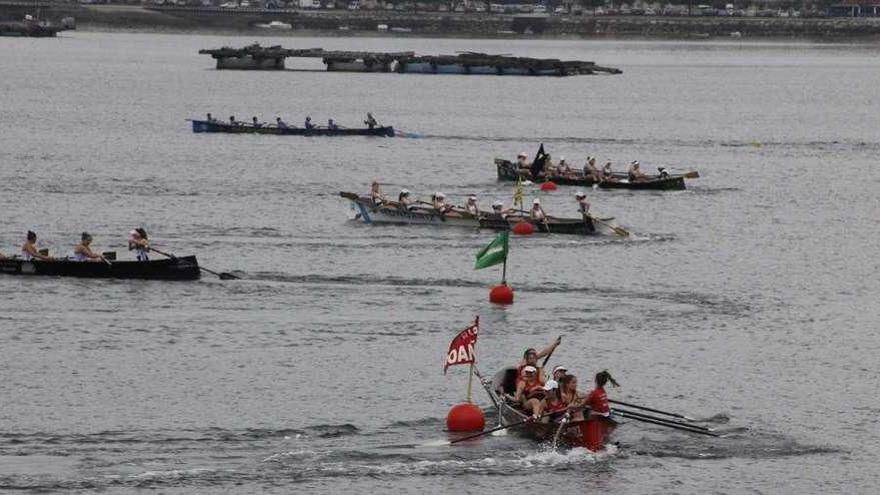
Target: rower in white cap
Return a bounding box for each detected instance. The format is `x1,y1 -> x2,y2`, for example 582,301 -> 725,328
465,195 -> 479,216
628,160 -> 647,182
575,191 -> 595,233
530,198 -> 547,222
432,192 -> 451,213
397,189 -> 412,209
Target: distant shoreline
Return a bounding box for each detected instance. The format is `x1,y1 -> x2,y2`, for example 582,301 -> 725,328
27,5 -> 880,40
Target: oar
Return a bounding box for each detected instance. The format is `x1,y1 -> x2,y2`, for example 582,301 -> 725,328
613,410 -> 721,437
608,399 -> 694,421
541,336 -> 561,369
614,408 -> 714,432
151,247 -> 238,280
449,408 -> 562,445
683,170 -> 700,179
590,215 -> 629,237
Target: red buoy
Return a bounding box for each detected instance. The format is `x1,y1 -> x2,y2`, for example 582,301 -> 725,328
489,284 -> 514,305
512,222 -> 535,236
447,402 -> 486,432
540,181 -> 558,191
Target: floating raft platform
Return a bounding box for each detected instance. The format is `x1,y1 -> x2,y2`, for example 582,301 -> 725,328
198,44 -> 621,75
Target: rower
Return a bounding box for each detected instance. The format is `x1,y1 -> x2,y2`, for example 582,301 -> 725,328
206,113 -> 216,123
551,365 -> 568,382
558,157 -> 572,178
579,370 -> 620,451
370,180 -> 385,206
328,118 -> 339,130
558,373 -> 584,421
575,191 -> 595,233
516,152 -> 529,172
397,189 -> 413,209
364,113 -> 377,129
542,380 -> 568,419
658,166 -> 669,179
252,116 -> 262,128
128,228 -> 150,262
21,230 -> 53,261
276,117 -> 288,129
464,195 -> 479,216
530,198 -> 547,221
305,116 -> 314,129
490,200 -> 508,220
508,365 -> 546,420
602,162 -> 615,181
544,154 -> 557,177
73,232 -> 104,262
515,336 -> 560,384
432,192 -> 451,213
229,115 -> 237,126
628,160 -> 646,181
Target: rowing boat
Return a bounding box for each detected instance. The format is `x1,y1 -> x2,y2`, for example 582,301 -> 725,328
191,119 -> 395,137
0,256 -> 200,280
477,367 -> 586,447
495,158 -> 692,191
339,192 -> 626,237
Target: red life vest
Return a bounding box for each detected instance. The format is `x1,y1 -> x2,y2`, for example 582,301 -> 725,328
522,379 -> 545,400
516,364 -> 545,386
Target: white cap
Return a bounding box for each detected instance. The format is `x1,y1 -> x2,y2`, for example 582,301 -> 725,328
523,365 -> 537,373
560,156 -> 566,161
575,191 -> 585,198
543,379 -> 559,391
468,195 -> 477,200
518,152 -> 528,158
401,188 -> 410,194
436,192 -> 445,198
632,160 -> 640,166
492,200 -> 503,208
552,365 -> 567,374
533,198 -> 540,204
129,230 -> 138,236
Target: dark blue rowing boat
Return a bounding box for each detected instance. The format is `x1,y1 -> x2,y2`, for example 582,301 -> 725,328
191,119 -> 395,137
0,256 -> 200,280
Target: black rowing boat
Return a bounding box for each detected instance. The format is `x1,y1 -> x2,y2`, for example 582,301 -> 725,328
0,256 -> 201,280
495,158 -> 691,191
191,119 -> 395,137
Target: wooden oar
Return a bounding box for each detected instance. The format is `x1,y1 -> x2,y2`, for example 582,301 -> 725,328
683,170 -> 700,179
609,399 -> 695,421
590,215 -> 629,237
613,410 -> 721,437
151,247 -> 238,280
614,408 -> 714,432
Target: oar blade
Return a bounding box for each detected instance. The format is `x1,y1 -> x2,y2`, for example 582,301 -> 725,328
219,272 -> 239,280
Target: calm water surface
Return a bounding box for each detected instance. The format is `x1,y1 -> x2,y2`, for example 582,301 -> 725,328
0,32 -> 878,493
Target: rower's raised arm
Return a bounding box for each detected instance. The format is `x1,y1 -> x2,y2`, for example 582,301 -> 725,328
536,336 -> 562,359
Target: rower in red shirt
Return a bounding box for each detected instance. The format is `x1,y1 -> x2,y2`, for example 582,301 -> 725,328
579,370 -> 619,451
515,336 -> 561,386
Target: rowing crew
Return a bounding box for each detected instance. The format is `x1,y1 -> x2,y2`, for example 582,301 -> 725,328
503,337 -> 620,451
369,180 -> 593,221
517,152 -> 665,183
0,229 -> 151,263
206,113 -> 379,130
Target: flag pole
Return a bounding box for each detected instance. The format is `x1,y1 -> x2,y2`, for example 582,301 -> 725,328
466,362 -> 474,403
501,258 -> 507,285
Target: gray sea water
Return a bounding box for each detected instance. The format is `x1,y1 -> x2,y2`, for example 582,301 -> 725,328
1,32 -> 878,493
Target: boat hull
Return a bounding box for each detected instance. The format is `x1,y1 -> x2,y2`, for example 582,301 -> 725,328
487,367 -> 585,447
341,193 -> 621,236
495,159 -> 688,190
0,256 -> 201,280
191,120 -> 394,137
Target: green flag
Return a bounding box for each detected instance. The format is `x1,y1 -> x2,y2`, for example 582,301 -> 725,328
475,231 -> 508,270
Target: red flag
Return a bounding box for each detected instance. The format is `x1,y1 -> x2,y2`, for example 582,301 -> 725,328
444,317 -> 479,374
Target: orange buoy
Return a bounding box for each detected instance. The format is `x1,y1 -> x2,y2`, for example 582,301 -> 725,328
447,403 -> 486,432
540,181 -> 558,191
489,284 -> 514,305
512,222 -> 535,236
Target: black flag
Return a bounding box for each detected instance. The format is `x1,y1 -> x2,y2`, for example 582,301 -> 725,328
530,143 -> 547,180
